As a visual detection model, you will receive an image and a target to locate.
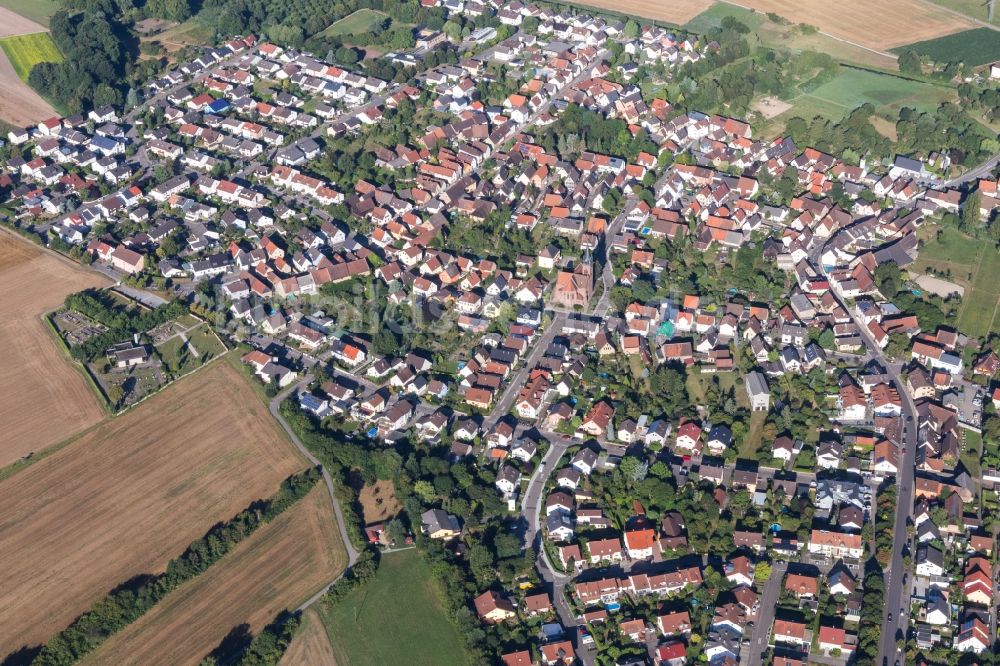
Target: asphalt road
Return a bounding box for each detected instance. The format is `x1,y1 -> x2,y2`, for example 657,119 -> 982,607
484,310 -> 567,429
519,431 -> 597,665
745,560 -> 787,666
811,249 -> 918,666
943,149 -> 1000,188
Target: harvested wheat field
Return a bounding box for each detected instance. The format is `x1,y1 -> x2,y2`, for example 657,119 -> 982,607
0,360 -> 308,658
0,49 -> 56,125
0,232 -> 107,465
728,0 -> 975,50
570,0 -> 714,25
279,608 -> 338,666
84,485 -> 347,666
0,8 -> 57,125
0,7 -> 47,38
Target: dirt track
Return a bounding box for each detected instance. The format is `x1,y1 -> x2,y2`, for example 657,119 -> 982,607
0,361 -> 307,657
0,232 -> 108,464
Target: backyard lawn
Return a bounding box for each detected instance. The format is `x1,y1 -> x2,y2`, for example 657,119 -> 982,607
317,549 -> 465,666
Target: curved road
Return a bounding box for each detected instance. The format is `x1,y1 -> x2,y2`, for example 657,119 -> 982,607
268,376 -> 361,612
520,432 -> 598,665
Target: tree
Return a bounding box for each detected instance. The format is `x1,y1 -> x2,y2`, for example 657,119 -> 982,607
412,480 -> 435,502
754,561 -> 772,583
619,456 -> 649,483
386,518 -> 407,545
874,261 -> 902,297
897,50 -> 922,76
962,191 -> 981,232
106,383 -> 124,407
468,543 -> 495,584
373,327 -> 401,356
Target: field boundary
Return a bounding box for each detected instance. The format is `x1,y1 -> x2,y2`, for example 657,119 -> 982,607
42,308 -> 115,415
35,469 -> 322,664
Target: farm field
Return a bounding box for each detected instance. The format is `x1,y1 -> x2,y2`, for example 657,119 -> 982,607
685,3 -> 900,69
568,0 -> 714,25
0,31 -> 62,80
911,225 -> 1000,337
0,360 -> 307,658
0,232 -> 108,466
279,608 -> 338,666
0,1 -> 59,28
926,0 -> 1000,24
83,485 -> 347,666
0,15 -> 56,124
318,549 -> 466,666
320,8 -> 389,37
892,27 -> 1000,66
0,5 -> 49,36
710,0 -> 975,50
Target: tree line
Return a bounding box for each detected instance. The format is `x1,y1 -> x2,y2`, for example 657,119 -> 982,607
200,609 -> 304,666
34,468 -> 322,666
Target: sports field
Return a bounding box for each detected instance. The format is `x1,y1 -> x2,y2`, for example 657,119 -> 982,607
911,226 -> 1000,337
0,232 -> 108,466
0,361 -> 307,657
892,28 -> 1000,66
83,485 -> 347,666
763,66 -> 956,133
318,549 -> 466,666
320,8 -> 390,37
0,31 -> 62,80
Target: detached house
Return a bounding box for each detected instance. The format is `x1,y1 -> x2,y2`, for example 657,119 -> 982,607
473,590 -> 516,624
